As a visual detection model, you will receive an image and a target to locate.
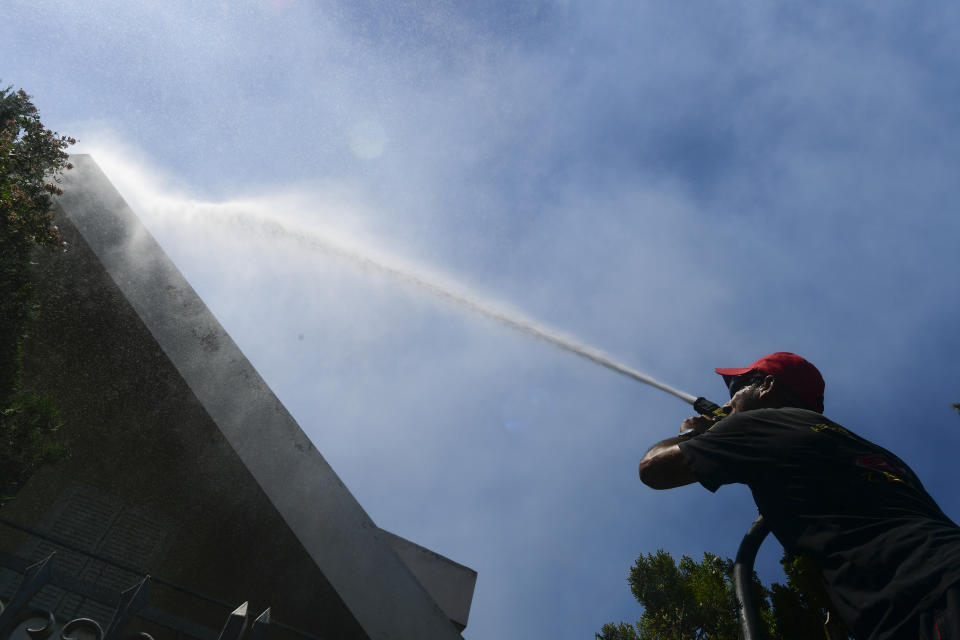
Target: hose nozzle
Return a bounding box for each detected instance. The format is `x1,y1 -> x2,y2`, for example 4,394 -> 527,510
693,397 -> 728,422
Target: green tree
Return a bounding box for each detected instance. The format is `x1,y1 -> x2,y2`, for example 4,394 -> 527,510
599,549 -> 850,640
597,621 -> 640,640
0,86 -> 74,249
0,85 -> 74,502
769,553 -> 849,640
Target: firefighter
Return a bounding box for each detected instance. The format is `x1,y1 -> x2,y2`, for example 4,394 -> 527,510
639,352 -> 960,639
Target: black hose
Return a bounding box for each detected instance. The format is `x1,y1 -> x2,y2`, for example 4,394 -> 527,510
733,516 -> 771,640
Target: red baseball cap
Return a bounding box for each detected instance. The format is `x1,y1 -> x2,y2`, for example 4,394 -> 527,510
714,352 -> 825,412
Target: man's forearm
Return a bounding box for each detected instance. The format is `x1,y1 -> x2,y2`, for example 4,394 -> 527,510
638,434 -> 697,489
641,436 -> 685,465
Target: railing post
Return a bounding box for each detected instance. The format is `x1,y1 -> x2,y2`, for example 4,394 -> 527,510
733,516 -> 770,640
246,609 -> 270,640
218,602 -> 249,640
0,553 -> 56,640
104,576 -> 152,640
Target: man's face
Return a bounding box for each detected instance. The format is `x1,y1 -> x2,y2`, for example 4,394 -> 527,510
722,374 -> 767,415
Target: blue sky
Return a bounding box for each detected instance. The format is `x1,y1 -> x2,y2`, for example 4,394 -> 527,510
6,1 -> 960,638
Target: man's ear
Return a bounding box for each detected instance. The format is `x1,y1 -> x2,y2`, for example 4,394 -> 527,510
757,375 -> 776,399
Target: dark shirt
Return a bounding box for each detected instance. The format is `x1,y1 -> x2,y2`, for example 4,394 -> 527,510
678,407 -> 960,639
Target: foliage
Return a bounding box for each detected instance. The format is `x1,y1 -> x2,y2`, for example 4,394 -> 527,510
0,85 -> 73,501
1,84 -> 74,396
1,392 -> 66,504
630,550 -> 741,640
597,621 -> 640,640
599,549 -> 851,640
770,553 -> 849,640
0,85 -> 74,249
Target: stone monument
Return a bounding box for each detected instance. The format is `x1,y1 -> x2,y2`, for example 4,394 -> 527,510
0,156 -> 475,640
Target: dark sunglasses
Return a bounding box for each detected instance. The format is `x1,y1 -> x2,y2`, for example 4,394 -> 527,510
727,373 -> 760,398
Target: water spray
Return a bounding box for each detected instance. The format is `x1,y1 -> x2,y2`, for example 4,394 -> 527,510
173,206 -> 728,420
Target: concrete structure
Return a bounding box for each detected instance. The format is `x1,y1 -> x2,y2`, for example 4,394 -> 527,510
0,156 -> 475,640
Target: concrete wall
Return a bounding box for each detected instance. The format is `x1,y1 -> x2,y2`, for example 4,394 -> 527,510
0,156 -> 474,640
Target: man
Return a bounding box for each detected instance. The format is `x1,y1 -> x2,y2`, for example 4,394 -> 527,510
639,352 -> 960,639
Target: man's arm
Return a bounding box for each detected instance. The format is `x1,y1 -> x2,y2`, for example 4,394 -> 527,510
638,416 -> 712,490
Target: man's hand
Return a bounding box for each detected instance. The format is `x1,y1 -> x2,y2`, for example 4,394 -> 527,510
681,415 -> 715,435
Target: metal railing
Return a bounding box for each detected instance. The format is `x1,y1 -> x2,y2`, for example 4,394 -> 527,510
0,553 -> 272,640
0,517 -> 321,640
